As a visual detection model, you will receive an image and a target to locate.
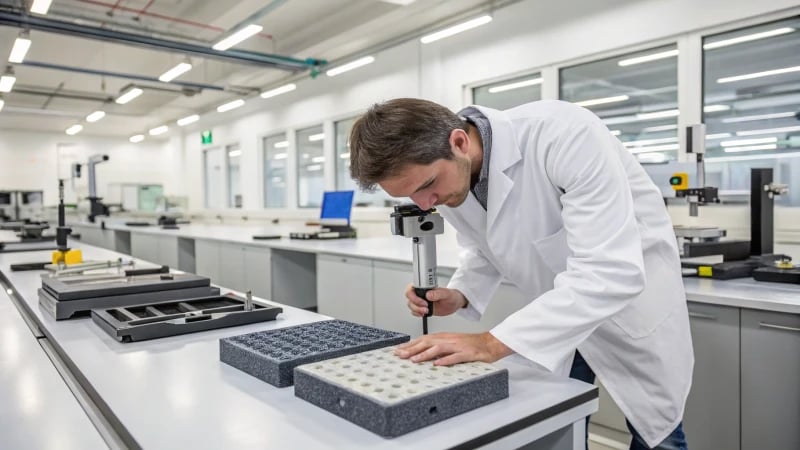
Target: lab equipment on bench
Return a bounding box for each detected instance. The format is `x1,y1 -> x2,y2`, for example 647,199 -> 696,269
289,190 -> 357,239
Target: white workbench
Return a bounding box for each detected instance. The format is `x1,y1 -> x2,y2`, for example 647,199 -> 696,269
0,245 -> 598,449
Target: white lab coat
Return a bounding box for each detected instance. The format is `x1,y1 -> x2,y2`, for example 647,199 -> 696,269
439,100 -> 693,447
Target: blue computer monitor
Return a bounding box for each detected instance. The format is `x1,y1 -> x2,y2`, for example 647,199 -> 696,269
320,190 -> 354,226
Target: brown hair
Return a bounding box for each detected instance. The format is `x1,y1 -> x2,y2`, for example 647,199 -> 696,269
349,98 -> 467,192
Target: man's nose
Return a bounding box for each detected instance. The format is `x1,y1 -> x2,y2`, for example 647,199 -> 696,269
411,193 -> 435,210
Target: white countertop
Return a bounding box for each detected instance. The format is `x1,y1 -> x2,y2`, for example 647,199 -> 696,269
72,220 -> 800,314
0,245 -> 597,449
0,288 -> 107,450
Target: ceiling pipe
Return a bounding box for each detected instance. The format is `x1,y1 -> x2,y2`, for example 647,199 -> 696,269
222,0 -> 288,38
18,60 -> 255,95
0,11 -> 325,71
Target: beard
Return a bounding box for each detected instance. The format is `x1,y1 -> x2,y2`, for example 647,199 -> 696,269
443,155 -> 473,207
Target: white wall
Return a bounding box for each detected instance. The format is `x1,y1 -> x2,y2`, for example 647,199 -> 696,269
0,129 -> 174,207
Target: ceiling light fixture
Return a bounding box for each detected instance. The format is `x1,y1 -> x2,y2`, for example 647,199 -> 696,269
722,111 -> 796,123
308,133 -> 325,142
86,110 -> 105,122
273,141 -> 289,148
642,124 -> 678,132
628,143 -> 679,153
30,0 -> 53,15
115,87 -> 143,104
305,164 -> 322,171
736,125 -> 800,136
609,129 -> 621,136
420,15 -> 492,44
0,98 -> 4,112
228,150 -> 242,157
217,99 -> 245,112
617,49 -> 679,66
720,137 -> 778,147
159,62 -> 192,82
326,56 -> 375,77
8,33 -> 31,64
65,124 -> 83,135
340,152 -> 351,158
176,114 -> 199,126
717,65 -> 800,84
273,152 -> 287,159
212,24 -> 263,51
706,133 -> 732,140
636,109 -> 680,120
706,151 -> 800,163
261,83 -> 296,99
575,95 -> 630,107
311,156 -> 325,163
724,144 -> 778,153
704,27 -> 795,50
0,67 -> 16,93
129,134 -> 145,143
703,104 -> 730,113
149,125 -> 168,136
623,137 -> 679,147
487,78 -> 542,93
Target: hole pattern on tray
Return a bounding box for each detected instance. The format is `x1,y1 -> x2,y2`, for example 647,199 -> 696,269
299,346 -> 502,405
227,320 -> 407,361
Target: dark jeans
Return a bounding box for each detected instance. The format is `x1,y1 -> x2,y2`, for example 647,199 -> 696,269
569,351 -> 688,450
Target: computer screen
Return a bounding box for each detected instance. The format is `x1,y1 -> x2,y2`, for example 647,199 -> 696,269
320,190 -> 354,225
0,192 -> 11,206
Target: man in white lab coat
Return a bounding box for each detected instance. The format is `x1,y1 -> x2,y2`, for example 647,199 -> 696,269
349,98 -> 693,449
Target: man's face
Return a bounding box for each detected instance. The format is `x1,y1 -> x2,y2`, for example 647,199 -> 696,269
379,149 -> 472,210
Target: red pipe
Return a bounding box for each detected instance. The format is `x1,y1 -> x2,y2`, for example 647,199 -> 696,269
72,0 -> 273,39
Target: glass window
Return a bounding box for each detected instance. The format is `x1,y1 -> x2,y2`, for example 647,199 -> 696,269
263,133 -> 288,208
297,125 -> 325,208
560,44 -> 679,163
472,73 -> 542,109
334,117 -> 402,207
203,147 -> 224,209
226,143 -> 242,208
703,16 -> 800,205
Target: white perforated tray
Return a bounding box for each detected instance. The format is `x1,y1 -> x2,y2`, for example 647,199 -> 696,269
297,346 -> 504,405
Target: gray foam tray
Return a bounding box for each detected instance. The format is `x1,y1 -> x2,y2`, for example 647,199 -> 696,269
219,320 -> 409,387
294,346 -> 509,437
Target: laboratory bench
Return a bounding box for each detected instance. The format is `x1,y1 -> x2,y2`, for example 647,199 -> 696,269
0,245 -> 598,450
67,219 -> 800,450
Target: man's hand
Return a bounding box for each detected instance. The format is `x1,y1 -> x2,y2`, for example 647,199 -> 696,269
406,284 -> 467,317
394,332 -> 513,366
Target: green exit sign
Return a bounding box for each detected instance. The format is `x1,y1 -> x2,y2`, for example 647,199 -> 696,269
201,130 -> 213,145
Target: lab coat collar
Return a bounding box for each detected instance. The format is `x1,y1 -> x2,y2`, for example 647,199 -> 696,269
470,106 -> 522,234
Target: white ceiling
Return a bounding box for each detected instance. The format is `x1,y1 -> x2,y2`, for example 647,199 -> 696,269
0,0 -> 497,137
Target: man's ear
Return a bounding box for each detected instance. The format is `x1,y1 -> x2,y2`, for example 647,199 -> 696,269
449,128 -> 469,156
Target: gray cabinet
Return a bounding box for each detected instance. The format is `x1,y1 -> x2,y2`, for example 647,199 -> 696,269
271,248 -> 316,310
72,224 -> 115,250
317,254 -> 373,325
194,239 -> 220,281
243,246 -> 271,300
194,240 -> 272,299
218,242 -> 245,292
130,233 -> 178,268
741,309 -> 800,450
684,302 -> 740,450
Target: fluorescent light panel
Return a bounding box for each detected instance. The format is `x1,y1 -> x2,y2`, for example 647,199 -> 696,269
8,37 -> 31,63
575,95 -> 629,107
724,144 -> 778,153
30,0 -> 52,14
217,99 -> 245,112
717,65 -> 800,84
261,83 -> 296,99
636,109 -> 680,120
65,124 -> 82,135
703,104 -> 730,113
0,75 -> 16,93
420,15 -> 492,44
176,114 -> 199,126
720,137 -> 778,147
305,164 -> 322,171
487,78 -> 542,93
273,152 -> 287,159
706,151 -> 800,163
704,27 -> 795,50
642,124 -> 678,132
623,137 -> 679,147
628,143 -> 679,153
722,111 -> 796,123
706,133 -> 732,140
212,24 -> 263,51
340,152 -> 350,159
308,133 -> 325,142
326,56 -> 375,77
228,150 -> 242,157
609,129 -> 621,136
0,99 -> 4,112
736,125 -> 800,136
86,110 -> 105,122
311,156 -> 325,163
273,141 -> 289,149
129,134 -> 145,143
159,62 -> 192,82
115,87 -> 143,104
618,49 -> 678,66
149,125 -> 168,136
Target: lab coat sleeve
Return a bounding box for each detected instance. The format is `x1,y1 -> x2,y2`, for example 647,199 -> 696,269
490,113 -> 647,373
447,229 -> 503,321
